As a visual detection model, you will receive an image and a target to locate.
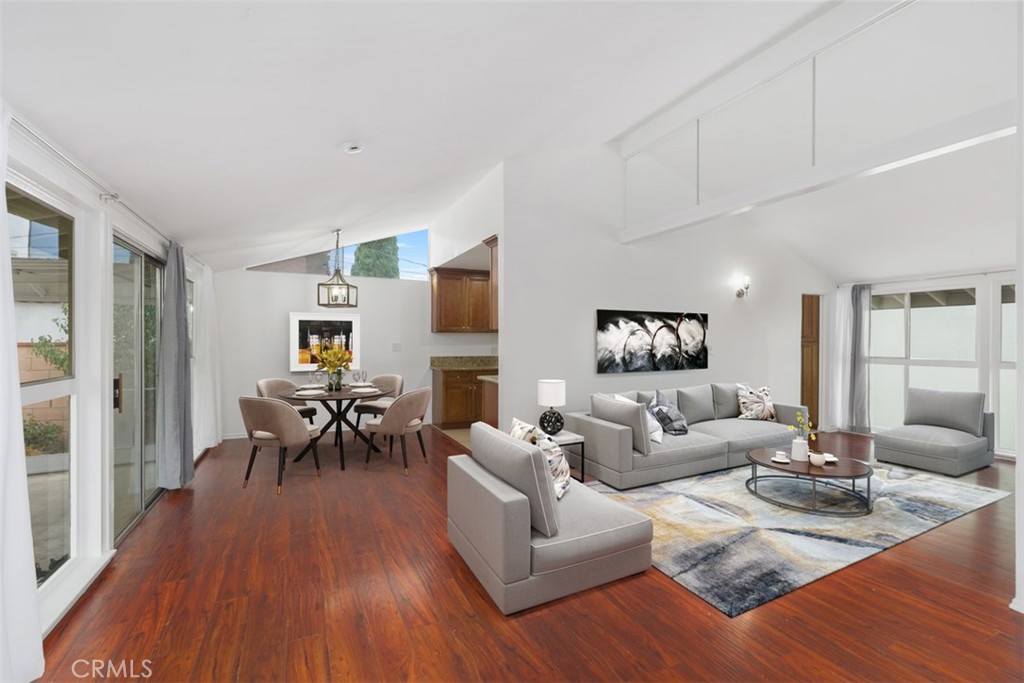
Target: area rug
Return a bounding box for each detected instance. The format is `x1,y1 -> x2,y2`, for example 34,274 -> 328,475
590,465 -> 1009,617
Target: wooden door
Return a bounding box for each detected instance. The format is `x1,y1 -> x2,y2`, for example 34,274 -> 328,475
801,294 -> 820,426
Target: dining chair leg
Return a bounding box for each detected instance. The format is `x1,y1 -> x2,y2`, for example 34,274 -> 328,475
311,439 -> 321,477
400,435 -> 409,476
364,433 -> 375,470
353,413 -> 362,442
389,436 -> 394,457
277,447 -> 286,495
243,445 -> 258,488
417,431 -> 427,462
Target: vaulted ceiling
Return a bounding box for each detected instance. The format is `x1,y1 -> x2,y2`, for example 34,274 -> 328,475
2,1 -> 831,270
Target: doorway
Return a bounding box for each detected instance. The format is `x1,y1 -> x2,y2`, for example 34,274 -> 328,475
112,240 -> 163,540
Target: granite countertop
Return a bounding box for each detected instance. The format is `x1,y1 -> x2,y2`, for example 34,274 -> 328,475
430,355 -> 498,370
477,375 -> 499,384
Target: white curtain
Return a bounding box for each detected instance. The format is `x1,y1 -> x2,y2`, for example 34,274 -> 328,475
0,108 -> 46,680
191,264 -> 221,458
827,285 -> 855,431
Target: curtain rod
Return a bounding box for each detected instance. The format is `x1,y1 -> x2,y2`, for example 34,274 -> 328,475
10,115 -> 167,241
837,266 -> 1016,288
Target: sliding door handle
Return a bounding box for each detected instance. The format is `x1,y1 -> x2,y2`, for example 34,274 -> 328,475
113,373 -> 124,413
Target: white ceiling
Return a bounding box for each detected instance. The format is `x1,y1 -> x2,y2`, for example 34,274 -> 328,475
2,1 -> 831,271
713,134 -> 1017,284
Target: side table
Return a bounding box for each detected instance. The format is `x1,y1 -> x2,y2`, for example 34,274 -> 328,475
550,429 -> 586,482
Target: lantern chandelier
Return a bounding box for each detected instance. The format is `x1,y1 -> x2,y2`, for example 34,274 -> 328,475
318,229 -> 358,308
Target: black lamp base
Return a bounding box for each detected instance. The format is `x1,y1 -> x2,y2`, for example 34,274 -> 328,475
539,408 -> 564,435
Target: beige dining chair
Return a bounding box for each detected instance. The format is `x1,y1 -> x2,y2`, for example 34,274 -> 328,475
363,387 -> 431,476
239,397 -> 322,494
352,374 -> 404,441
256,378 -> 317,424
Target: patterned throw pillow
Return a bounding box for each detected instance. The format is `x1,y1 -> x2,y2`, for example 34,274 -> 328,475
650,390 -> 688,435
509,418 -> 571,499
737,384 -> 776,421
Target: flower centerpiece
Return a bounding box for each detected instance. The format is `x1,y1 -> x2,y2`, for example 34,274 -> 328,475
787,410 -> 816,461
316,346 -> 353,390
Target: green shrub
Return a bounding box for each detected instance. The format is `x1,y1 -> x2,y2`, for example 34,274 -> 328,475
23,415 -> 66,455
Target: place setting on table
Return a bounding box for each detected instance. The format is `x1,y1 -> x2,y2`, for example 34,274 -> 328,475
278,368 -> 387,466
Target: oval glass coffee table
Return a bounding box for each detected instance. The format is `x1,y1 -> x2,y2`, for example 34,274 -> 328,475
746,447 -> 874,517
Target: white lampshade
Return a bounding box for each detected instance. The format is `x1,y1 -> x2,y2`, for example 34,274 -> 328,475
537,379 -> 566,408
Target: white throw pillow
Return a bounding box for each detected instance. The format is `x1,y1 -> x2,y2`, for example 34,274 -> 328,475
614,393 -> 663,444
509,418 -> 572,499
737,384 -> 776,421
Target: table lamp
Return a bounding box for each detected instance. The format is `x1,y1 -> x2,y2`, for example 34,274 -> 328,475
537,379 -> 566,435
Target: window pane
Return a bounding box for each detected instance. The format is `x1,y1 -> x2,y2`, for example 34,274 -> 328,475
869,364 -> 905,430
998,368 -> 1015,452
247,228 -> 429,281
908,365 -> 979,393
8,186 -> 73,382
1002,284 -> 1015,363
909,288 -> 976,361
23,397 -> 71,584
870,294 -> 905,357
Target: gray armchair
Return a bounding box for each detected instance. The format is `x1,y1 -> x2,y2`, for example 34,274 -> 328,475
874,387 -> 995,476
447,422 -> 652,614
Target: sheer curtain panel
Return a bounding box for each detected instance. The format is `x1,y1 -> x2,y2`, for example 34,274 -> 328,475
157,242 -> 195,488
192,264 -> 221,458
0,106 -> 46,681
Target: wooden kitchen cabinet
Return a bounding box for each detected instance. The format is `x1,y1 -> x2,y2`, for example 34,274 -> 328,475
484,235 -> 498,332
430,268 -> 492,333
432,369 -> 493,428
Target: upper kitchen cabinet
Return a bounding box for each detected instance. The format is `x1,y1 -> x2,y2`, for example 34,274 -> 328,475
431,268 -> 492,333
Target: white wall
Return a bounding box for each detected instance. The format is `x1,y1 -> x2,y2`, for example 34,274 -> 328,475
429,163 -> 503,267
498,144 -> 835,428
215,269 -> 496,438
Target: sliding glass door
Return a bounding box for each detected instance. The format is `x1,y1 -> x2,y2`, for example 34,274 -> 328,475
112,240 -> 162,540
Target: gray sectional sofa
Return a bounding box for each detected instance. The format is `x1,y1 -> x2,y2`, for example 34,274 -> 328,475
447,423 -> 653,614
564,383 -> 807,489
874,387 -> 995,476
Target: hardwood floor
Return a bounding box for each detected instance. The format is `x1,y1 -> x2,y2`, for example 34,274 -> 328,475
41,428 -> 1023,682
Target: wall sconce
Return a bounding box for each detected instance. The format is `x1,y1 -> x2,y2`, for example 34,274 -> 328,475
734,275 -> 751,299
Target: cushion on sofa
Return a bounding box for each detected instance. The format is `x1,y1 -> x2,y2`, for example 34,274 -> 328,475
737,384 -> 776,421
677,384 -> 715,424
508,418 -> 571,499
874,424 -> 990,461
470,422 -> 560,537
614,394 -> 663,444
530,482 -> 652,574
593,394 -> 651,455
649,393 -> 688,435
633,431 -> 728,470
689,418 -> 793,453
904,387 -> 985,437
711,383 -> 741,419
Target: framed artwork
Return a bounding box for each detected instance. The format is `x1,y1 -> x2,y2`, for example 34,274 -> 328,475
289,312 -> 360,372
596,309 -> 708,373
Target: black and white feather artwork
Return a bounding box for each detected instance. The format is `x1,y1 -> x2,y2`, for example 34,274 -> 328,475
596,310 -> 708,374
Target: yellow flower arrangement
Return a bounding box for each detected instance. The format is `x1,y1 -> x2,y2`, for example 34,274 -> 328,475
316,346 -> 353,375
788,410 -> 816,441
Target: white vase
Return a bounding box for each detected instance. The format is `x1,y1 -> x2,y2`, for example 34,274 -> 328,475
791,438 -> 809,462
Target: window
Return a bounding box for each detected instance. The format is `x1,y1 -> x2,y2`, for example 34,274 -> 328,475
248,228 -> 429,281
8,185 -> 74,585
869,288 -> 978,431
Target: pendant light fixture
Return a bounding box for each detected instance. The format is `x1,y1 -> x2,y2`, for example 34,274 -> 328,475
318,230 -> 358,308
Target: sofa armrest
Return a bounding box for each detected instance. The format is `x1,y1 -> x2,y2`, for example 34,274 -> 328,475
983,411 -> 995,452
447,455 -> 531,584
774,402 -> 809,428
564,411 -> 634,474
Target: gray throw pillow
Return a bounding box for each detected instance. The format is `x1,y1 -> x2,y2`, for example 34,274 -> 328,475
711,383 -> 741,419
677,384 -> 715,424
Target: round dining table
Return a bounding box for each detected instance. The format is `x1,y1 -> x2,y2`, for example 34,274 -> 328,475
279,386 -> 386,469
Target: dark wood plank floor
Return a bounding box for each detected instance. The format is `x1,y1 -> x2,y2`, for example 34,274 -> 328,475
40,429 -> 1023,682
